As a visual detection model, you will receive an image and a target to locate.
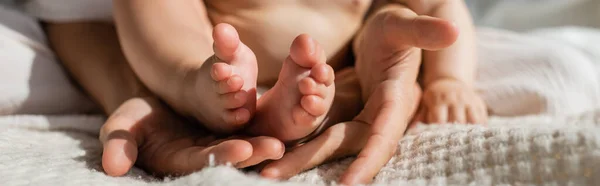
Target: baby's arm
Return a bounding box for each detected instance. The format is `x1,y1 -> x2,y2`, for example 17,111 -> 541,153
112,0 -> 213,113
398,0 -> 487,124
402,0 -> 475,86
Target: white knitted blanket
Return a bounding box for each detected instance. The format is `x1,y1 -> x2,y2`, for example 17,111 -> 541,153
1,112 -> 600,186
2,27 -> 600,185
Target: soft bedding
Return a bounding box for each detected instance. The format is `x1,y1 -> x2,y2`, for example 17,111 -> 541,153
2,1 -> 600,186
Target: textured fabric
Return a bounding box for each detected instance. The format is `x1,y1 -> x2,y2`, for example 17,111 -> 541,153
2,113 -> 600,185
475,28 -> 600,117
465,0 -> 600,31
2,27 -> 600,185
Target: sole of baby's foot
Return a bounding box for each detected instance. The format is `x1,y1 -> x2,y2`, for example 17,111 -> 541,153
247,34 -> 335,143
184,23 -> 258,134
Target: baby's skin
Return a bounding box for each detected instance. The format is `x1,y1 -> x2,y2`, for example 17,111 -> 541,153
107,0 -> 486,184
114,0 -> 368,143
204,24 -> 338,143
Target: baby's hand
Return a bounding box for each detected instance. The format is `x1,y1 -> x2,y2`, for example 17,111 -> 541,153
414,79 -> 488,124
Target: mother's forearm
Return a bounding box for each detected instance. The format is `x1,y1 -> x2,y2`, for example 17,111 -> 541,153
45,22 -> 151,114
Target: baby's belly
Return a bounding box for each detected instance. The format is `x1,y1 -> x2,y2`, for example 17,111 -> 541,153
205,0 -> 370,85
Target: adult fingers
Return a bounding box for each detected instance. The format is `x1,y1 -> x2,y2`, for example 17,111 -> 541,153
101,123 -> 139,176
340,103 -> 405,184
375,4 -> 459,51
236,136 -> 285,168
408,84 -> 424,128
160,139 -> 253,175
261,122 -> 369,179
409,106 -> 426,128
100,98 -> 154,176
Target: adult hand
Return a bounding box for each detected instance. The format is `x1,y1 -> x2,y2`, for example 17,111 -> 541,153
100,97 -> 285,176
259,85 -> 421,184
259,3 -> 458,185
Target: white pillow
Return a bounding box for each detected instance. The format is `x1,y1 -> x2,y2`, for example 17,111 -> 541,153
465,0 -> 600,31
0,5 -> 97,115
22,0 -> 112,23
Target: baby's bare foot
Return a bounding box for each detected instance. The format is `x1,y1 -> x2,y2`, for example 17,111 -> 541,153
185,23 -> 258,133
247,35 -> 335,143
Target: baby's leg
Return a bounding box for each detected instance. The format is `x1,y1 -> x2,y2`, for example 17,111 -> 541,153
183,24 -> 259,133
113,2 -> 256,133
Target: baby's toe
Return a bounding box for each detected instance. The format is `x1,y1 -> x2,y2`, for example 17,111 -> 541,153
211,62 -> 233,81
301,95 -> 327,116
213,23 -> 242,62
292,106 -> 317,126
217,75 -> 244,94
220,91 -> 248,109
310,63 -> 334,86
289,34 -> 326,68
249,137 -> 285,160
298,77 -> 327,98
223,108 -> 251,126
